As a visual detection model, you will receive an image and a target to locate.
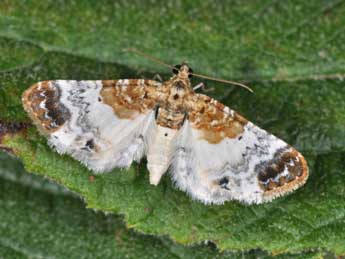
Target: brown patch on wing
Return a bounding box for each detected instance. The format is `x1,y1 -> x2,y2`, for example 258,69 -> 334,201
186,94 -> 248,144
257,147 -> 308,199
100,79 -> 157,119
22,81 -> 70,135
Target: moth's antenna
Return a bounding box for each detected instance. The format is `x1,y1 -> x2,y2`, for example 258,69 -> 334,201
123,48 -> 253,93
190,72 -> 253,93
123,48 -> 174,70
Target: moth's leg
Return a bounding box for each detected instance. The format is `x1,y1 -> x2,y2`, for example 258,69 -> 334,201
193,82 -> 215,93
153,74 -> 163,82
154,106 -> 160,120
182,112 -> 188,125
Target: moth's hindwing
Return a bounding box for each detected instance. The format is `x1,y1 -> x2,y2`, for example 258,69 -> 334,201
22,79 -> 160,172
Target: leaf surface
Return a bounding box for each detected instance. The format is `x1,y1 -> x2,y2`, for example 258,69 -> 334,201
0,0 -> 344,256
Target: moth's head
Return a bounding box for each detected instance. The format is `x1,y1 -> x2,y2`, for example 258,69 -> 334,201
172,63 -> 193,79
170,63 -> 193,91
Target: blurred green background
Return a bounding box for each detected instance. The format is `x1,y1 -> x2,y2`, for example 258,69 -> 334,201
0,1 -> 344,258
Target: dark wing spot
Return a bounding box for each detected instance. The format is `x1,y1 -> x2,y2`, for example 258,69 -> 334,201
85,139 -> 95,150
219,177 -> 230,190
258,166 -> 278,183
41,87 -> 70,128
54,116 -> 65,126
47,109 -> 59,121
256,147 -> 305,191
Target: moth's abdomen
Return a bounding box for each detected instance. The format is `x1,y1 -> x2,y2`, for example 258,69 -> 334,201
146,107 -> 185,185
146,125 -> 178,185
22,81 -> 71,134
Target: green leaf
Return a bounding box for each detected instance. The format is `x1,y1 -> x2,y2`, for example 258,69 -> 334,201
0,0 -> 344,256
0,152 -> 327,259
0,0 -> 344,80
4,126 -> 345,255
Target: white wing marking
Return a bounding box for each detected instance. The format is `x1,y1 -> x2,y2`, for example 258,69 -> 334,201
48,80 -> 155,172
171,120 -> 298,204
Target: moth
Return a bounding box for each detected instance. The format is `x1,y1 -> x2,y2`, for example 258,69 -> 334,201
22,62 -> 308,205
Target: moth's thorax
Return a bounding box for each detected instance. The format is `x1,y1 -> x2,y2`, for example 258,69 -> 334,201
166,76 -> 192,93
156,85 -> 188,130
155,72 -> 193,129
167,80 -> 191,107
